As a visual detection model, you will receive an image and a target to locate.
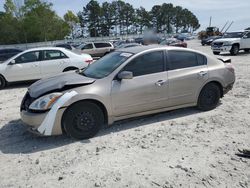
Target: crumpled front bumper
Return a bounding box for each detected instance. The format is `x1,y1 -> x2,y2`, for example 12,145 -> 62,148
20,109 -> 65,136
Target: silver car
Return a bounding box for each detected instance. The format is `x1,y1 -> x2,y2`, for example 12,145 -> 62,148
20,46 -> 235,139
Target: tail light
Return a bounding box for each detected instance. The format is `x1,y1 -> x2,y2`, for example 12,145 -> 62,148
85,59 -> 93,64
225,63 -> 235,74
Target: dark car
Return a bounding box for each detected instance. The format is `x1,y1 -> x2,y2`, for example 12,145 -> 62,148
201,36 -> 222,46
160,38 -> 187,48
0,48 -> 22,62
55,43 -> 74,50
134,37 -> 143,44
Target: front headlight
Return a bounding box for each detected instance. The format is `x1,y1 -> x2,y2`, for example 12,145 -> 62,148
29,93 -> 63,111
223,41 -> 232,46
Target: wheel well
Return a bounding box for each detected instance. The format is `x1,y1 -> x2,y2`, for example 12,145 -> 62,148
61,99 -> 108,133
63,66 -> 78,72
0,74 -> 7,82
204,81 -> 223,98
232,43 -> 240,48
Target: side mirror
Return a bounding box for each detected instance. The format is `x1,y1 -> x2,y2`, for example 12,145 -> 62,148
118,71 -> 133,80
9,59 -> 15,65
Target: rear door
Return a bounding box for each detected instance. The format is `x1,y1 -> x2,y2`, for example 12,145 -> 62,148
40,50 -> 70,78
5,51 -> 41,82
167,50 -> 208,106
111,51 -> 169,117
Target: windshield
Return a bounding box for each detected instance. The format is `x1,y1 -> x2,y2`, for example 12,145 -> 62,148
76,43 -> 86,49
223,32 -> 244,38
83,51 -> 133,79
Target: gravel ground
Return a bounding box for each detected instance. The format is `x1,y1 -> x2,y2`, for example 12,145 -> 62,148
0,40 -> 249,188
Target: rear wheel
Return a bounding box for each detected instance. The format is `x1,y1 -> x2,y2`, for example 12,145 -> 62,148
213,51 -> 220,55
198,83 -> 221,111
62,101 -> 104,139
0,75 -> 6,89
230,44 -> 239,55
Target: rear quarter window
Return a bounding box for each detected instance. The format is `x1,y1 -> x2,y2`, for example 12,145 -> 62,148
94,43 -> 111,48
168,50 -> 207,70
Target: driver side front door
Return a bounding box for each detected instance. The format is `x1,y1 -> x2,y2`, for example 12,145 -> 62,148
111,51 -> 169,117
5,51 -> 41,82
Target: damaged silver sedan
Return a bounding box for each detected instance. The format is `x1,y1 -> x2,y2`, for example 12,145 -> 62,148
20,46 -> 235,139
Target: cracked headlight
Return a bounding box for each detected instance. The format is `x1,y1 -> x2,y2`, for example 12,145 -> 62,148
29,93 -> 63,111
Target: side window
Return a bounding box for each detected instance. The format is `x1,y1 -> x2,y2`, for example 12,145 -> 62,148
43,50 -> 67,60
15,51 -> 40,64
197,53 -> 207,66
123,51 -> 164,77
168,51 -> 205,70
94,43 -> 111,48
82,44 -> 93,50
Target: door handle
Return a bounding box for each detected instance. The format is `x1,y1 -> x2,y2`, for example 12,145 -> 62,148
155,80 -> 167,87
198,71 -> 207,77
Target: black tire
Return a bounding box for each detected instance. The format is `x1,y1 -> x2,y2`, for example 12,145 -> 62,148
230,44 -> 239,55
62,101 -> 104,139
63,67 -> 78,72
244,49 -> 250,53
0,75 -> 6,89
198,83 -> 221,111
213,51 -> 220,55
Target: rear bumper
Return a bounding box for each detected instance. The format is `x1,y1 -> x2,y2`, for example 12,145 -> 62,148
223,82 -> 234,95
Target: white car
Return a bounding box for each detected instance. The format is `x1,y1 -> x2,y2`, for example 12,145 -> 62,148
0,47 -> 93,89
211,30 -> 250,55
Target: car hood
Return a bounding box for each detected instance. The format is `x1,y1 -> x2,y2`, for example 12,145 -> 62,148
28,71 -> 95,98
213,38 -> 240,43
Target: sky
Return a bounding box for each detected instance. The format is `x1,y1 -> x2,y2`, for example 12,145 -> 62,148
0,0 -> 250,32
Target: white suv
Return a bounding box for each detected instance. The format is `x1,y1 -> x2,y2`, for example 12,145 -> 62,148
0,47 -> 93,89
211,30 -> 250,55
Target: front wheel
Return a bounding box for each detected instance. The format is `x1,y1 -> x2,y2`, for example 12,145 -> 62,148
62,101 -> 104,139
198,83 -> 221,111
230,45 -> 239,55
0,75 -> 6,89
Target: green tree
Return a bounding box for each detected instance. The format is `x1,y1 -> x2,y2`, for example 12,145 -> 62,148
135,7 -> 151,34
0,0 -> 70,44
100,2 -> 116,36
64,10 -> 79,38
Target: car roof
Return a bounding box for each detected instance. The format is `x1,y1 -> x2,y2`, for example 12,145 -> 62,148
116,45 -> 181,54
23,47 -> 67,52
116,45 -> 207,56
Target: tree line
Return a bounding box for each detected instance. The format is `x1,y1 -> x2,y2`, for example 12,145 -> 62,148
0,0 -> 200,44
78,0 -> 200,37
0,0 -> 70,45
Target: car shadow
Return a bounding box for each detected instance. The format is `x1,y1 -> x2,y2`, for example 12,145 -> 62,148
3,81 -> 34,90
0,107 -> 202,154
219,51 -> 250,56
